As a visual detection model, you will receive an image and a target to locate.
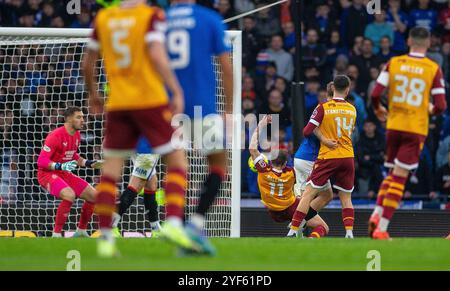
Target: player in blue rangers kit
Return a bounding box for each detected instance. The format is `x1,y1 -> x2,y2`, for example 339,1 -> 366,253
292,82 -> 355,239
111,137 -> 162,236
166,0 -> 233,255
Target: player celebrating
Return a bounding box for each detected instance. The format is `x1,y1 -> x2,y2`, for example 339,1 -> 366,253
293,82 -> 355,238
113,138 -> 161,235
165,1 -> 233,255
250,115 -> 330,238
37,107 -> 102,238
83,0 -> 193,257
369,27 -> 447,240
288,75 -> 357,237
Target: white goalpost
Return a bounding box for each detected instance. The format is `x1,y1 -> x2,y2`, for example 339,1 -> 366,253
0,28 -> 241,238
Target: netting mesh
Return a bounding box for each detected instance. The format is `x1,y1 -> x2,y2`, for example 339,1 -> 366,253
0,32 -> 238,237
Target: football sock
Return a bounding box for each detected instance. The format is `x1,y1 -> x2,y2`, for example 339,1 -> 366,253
78,201 -> 95,230
118,186 -> 138,216
54,200 -> 73,233
143,188 -> 159,223
380,175 -> 407,231
342,208 -> 354,232
309,225 -> 327,238
374,175 -> 392,216
196,166 -> 225,216
164,167 -> 187,221
291,210 -> 307,231
95,175 -> 117,231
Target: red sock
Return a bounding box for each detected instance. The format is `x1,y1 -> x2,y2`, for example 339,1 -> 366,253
78,201 -> 95,230
309,225 -> 327,238
342,208 -> 354,231
54,200 -> 73,233
95,176 -> 117,229
376,175 -> 392,206
382,175 -> 406,220
164,167 -> 187,220
291,210 -> 306,230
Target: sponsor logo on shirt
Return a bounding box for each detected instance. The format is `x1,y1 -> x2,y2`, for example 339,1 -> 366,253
43,145 -> 51,152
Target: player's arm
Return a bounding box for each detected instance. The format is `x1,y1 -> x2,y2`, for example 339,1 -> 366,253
371,62 -> 390,122
428,68 -> 447,115
76,156 -> 103,169
146,10 -> 184,115
82,22 -> 103,114
249,115 -> 271,172
303,105 -> 337,149
37,136 -> 77,172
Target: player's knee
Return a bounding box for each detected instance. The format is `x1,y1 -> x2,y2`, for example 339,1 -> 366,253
165,149 -> 188,171
60,189 -> 76,202
146,176 -> 158,192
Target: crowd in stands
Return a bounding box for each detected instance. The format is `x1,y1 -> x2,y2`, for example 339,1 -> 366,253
0,0 -> 450,204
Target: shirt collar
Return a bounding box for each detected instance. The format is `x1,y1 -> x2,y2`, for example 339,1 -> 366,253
409,52 -> 426,58
333,97 -> 345,101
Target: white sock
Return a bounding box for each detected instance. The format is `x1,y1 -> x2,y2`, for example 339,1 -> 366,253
52,232 -> 62,238
372,206 -> 383,217
166,216 -> 182,228
287,228 -> 298,237
299,219 -> 306,229
346,229 -> 354,238
378,217 -> 389,232
190,213 -> 205,230
150,221 -> 161,231
100,228 -> 114,244
111,213 -> 121,228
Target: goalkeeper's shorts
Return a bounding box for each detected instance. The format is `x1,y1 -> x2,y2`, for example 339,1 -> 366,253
131,154 -> 160,180
38,171 -> 89,198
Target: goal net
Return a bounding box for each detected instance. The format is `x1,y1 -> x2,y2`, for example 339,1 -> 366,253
0,28 -> 241,238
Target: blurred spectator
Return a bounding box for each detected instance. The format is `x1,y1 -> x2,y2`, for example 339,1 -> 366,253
255,61 -> 277,99
215,0 -> 234,23
265,35 -> 294,81
306,1 -> 336,43
19,13 -> 35,27
70,7 -> 92,28
378,36 -> 395,63
348,77 -> 367,132
356,119 -> 384,198
254,3 -> 281,41
435,149 -> 450,199
304,78 -> 320,123
427,31 -> 444,67
242,16 -> 261,70
325,30 -> 349,73
350,35 -> 364,57
257,89 -> 291,130
386,0 -> 409,53
439,0 -> 450,42
436,135 -> 450,168
51,16 -> 65,28
340,0 -> 371,47
302,28 -> 327,74
364,9 -> 394,54
409,0 -> 438,31
282,21 -> 295,53
37,1 -> 56,27
242,75 -> 257,104
442,41 -> 450,81
350,38 -> 383,97
273,76 -> 289,103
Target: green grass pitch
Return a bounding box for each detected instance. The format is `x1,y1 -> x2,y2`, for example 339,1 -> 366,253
0,237 -> 448,271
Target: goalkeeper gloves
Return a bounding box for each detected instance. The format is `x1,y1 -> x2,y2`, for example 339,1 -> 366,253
55,160 -> 78,172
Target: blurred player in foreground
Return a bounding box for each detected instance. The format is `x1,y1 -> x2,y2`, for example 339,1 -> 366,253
166,0 -> 233,255
83,0 -> 192,257
113,138 -> 161,236
293,82 -> 355,238
369,27 -> 447,240
37,107 -> 102,238
250,115 -> 330,238
288,75 -> 357,237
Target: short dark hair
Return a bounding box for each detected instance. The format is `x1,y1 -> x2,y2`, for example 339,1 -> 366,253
333,75 -> 351,92
272,150 -> 288,167
64,106 -> 82,120
409,26 -> 430,41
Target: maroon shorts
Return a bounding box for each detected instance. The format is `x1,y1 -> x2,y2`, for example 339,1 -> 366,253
268,196 -> 300,223
308,157 -> 355,192
103,105 -> 176,155
385,130 -> 426,170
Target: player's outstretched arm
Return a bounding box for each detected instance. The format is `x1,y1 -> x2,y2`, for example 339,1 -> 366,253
249,115 -> 272,160
147,42 -> 184,115
76,156 -> 103,169
218,52 -> 233,115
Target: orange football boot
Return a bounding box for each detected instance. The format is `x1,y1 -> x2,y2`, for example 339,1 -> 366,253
368,213 -> 380,238
446,234 -> 450,239
372,228 -> 391,240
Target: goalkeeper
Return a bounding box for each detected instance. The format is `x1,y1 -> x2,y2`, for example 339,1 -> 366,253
112,137 -> 162,235
37,107 -> 103,238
